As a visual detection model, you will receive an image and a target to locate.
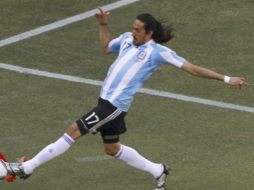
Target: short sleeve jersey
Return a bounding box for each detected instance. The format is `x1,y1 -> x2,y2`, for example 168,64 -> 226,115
100,32 -> 186,112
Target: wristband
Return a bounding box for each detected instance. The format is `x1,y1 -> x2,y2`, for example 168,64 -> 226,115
224,75 -> 231,83
100,23 -> 108,26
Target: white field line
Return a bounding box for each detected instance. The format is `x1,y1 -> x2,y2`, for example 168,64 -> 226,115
0,0 -> 139,47
1,62 -> 254,113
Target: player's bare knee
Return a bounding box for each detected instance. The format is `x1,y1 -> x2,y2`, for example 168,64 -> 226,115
67,122 -> 82,140
105,147 -> 117,156
104,144 -> 120,156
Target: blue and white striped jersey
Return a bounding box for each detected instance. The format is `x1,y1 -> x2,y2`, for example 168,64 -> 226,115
100,32 -> 186,112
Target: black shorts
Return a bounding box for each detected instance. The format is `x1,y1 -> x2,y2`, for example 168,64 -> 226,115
76,98 -> 127,143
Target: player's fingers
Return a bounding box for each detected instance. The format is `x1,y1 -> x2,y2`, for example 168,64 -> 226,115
241,79 -> 247,86
239,79 -> 247,89
98,7 -> 104,14
95,13 -> 103,18
98,7 -> 110,16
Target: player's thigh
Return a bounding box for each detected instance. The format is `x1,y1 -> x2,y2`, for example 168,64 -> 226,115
100,110 -> 127,144
76,98 -> 123,135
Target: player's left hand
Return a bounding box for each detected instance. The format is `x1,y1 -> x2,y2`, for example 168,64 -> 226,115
228,77 -> 246,89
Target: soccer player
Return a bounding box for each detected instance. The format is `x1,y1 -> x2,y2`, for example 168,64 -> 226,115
2,8 -> 245,190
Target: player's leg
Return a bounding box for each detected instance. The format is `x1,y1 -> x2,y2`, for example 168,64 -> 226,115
21,122 -> 79,175
103,142 -> 169,190
100,112 -> 164,178
4,122 -> 79,179
5,98 -> 123,179
104,142 -> 164,178
101,119 -> 170,190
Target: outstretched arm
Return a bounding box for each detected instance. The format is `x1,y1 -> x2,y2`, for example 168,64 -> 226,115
181,62 -> 246,88
95,8 -> 111,54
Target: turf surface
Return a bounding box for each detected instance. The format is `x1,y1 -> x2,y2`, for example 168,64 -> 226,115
0,0 -> 253,189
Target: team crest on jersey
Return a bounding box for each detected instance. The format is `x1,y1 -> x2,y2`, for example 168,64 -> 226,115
137,51 -> 146,60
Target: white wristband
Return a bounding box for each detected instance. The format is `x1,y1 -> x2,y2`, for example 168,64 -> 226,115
224,75 -> 231,83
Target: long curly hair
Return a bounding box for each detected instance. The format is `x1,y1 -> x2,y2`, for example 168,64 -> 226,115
136,13 -> 174,44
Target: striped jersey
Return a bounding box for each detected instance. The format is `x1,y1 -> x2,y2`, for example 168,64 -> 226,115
100,32 -> 186,112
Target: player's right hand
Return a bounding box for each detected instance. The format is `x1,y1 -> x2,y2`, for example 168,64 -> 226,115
95,7 -> 110,25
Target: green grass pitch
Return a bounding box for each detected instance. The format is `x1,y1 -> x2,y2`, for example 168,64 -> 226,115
0,0 -> 253,189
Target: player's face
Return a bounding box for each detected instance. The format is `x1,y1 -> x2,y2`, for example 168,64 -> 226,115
132,20 -> 153,46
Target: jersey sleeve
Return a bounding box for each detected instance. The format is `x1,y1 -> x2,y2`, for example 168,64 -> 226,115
108,32 -> 131,53
155,46 -> 186,68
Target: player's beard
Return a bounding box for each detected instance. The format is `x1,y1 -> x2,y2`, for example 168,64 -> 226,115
133,37 -> 138,46
133,37 -> 144,46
